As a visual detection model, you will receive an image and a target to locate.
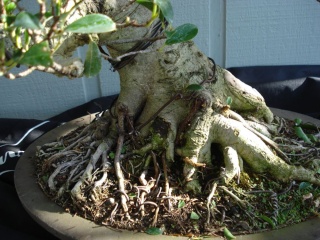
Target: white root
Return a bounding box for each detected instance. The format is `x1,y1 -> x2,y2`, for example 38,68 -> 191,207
71,141 -> 109,200
94,151 -> 112,188
48,158 -> 81,191
221,146 -> 242,184
228,110 -> 289,162
206,182 -> 217,224
245,120 -> 273,138
114,111 -> 129,214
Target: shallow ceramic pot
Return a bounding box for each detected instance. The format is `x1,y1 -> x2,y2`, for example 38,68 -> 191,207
15,109 -> 320,240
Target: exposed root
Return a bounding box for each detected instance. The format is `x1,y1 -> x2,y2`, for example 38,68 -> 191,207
114,108 -> 129,214
206,182 -> 217,224
221,146 -> 242,184
219,186 -> 247,209
35,100 -> 320,237
227,109 -> 289,162
71,141 -> 110,200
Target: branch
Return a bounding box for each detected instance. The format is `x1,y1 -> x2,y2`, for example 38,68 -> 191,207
3,60 -> 84,79
4,67 -> 36,79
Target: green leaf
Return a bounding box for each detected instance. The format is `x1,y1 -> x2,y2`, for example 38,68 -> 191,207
155,0 -> 174,24
165,23 -> 198,45
84,41 -> 101,77
259,215 -> 276,228
145,227 -> 163,235
128,192 -> 136,198
178,200 -> 185,208
52,0 -> 62,16
186,84 -> 202,91
135,0 -> 153,11
294,126 -> 312,144
299,182 -> 312,190
42,174 -> 49,183
223,227 -> 236,240
109,152 -> 115,159
66,14 -> 116,34
14,12 -> 43,30
121,146 -> 127,154
136,0 -> 173,23
5,49 -> 22,67
210,200 -> 216,209
307,134 -> 318,143
19,41 -> 53,67
190,211 -> 200,220
5,2 -> 16,14
299,122 -> 319,130
294,118 -> 302,126
226,96 -> 233,105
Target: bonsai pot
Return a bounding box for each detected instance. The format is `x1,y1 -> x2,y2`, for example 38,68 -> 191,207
15,109 -> 320,240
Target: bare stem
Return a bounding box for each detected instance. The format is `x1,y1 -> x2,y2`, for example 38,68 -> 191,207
4,67 -> 36,79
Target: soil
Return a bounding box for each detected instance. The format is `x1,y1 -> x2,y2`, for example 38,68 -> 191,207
34,115 -> 320,238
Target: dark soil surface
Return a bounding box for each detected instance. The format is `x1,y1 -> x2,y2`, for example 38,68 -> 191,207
35,117 -> 320,238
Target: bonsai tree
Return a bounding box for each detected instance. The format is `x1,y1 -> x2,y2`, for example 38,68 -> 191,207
2,0 -> 320,237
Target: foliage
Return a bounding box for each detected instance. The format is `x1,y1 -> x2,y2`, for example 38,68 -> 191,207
294,118 -> 319,144
0,0 -> 198,79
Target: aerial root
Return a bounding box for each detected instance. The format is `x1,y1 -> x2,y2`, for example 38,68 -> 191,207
221,146 -> 242,184
114,109 -> 129,215
161,152 -> 173,211
206,182 -> 217,224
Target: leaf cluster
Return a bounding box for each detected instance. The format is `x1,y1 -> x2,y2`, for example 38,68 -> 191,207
1,0 -> 198,79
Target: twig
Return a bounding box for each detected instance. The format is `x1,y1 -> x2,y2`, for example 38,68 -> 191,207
4,67 -> 36,79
